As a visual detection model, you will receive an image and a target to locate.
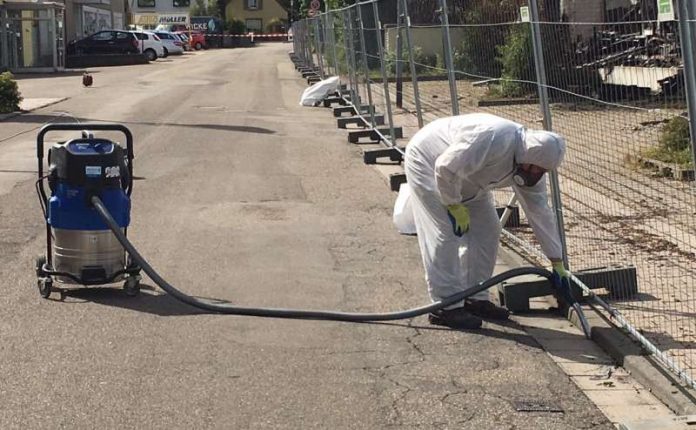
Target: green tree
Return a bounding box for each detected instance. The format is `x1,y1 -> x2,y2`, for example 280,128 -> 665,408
189,0 -> 213,16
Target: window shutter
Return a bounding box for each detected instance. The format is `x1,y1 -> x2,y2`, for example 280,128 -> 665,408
259,0 -> 262,10
244,0 -> 248,10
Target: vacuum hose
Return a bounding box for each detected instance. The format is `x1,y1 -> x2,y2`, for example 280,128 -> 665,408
92,196 -> 554,322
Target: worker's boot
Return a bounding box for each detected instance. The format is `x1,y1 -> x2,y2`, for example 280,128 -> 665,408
429,307 -> 482,329
464,299 -> 510,320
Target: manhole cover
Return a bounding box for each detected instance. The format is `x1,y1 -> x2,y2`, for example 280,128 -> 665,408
513,400 -> 564,413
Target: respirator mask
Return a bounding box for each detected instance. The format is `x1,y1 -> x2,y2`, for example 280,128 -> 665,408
512,164 -> 546,187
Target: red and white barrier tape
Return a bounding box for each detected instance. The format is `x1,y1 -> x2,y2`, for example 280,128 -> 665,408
204,33 -> 289,38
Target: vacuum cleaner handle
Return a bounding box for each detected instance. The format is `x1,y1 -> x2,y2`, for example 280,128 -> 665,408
37,123 -> 135,197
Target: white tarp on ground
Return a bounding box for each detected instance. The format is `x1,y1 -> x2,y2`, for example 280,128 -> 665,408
299,76 -> 340,106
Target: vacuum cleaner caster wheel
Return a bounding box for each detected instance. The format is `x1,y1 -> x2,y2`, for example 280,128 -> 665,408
124,277 -> 140,297
35,255 -> 46,277
38,278 -> 53,299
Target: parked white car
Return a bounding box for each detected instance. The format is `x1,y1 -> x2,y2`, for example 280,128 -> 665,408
130,31 -> 165,61
153,31 -> 185,56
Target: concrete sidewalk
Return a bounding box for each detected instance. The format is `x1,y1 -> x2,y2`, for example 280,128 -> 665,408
0,97 -> 68,121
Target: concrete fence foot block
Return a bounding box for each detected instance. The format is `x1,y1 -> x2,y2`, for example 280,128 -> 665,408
349,127 -> 404,144
323,96 -> 345,108
389,173 -> 407,192
333,105 -> 373,117
498,265 -> 639,313
337,116 -> 366,129
363,147 -> 404,165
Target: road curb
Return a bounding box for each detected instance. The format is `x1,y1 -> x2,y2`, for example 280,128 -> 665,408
0,111 -> 20,121
496,244 -> 696,414
0,97 -> 69,122
570,306 -> 696,416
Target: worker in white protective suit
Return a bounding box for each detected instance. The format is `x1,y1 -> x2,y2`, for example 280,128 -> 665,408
404,113 -> 571,329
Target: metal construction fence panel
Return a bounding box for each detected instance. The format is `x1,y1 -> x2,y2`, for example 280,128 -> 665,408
291,0 -> 696,389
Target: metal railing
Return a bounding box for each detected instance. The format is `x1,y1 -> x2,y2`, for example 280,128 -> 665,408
292,0 -> 696,390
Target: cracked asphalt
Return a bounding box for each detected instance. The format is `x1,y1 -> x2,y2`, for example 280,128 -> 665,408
0,44 -> 612,429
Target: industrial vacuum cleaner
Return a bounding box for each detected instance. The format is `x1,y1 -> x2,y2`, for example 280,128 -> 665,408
32,123 -> 590,339
35,123 -> 141,299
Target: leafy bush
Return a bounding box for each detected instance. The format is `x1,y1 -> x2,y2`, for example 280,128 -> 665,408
386,45 -> 438,76
0,72 -> 22,114
453,27 -> 506,79
496,25 -> 534,98
640,116 -> 693,167
226,19 -> 246,34
660,116 -> 691,153
266,17 -> 285,33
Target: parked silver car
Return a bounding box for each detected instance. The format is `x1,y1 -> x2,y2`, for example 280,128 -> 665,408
130,31 -> 165,61
153,31 -> 185,56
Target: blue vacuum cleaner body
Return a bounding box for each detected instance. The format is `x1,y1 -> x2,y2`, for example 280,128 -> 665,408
35,124 -> 141,298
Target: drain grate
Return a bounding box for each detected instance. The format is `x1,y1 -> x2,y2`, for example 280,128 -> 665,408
513,400 -> 564,413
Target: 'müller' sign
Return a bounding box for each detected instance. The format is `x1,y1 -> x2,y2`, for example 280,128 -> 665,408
158,14 -> 190,25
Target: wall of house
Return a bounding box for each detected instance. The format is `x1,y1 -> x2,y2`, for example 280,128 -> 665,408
226,0 -> 287,33
384,26 -> 468,58
63,0 -> 127,43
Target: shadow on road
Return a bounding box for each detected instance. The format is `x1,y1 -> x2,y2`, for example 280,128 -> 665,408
61,283 -> 205,316
114,119 -> 277,135
4,114 -> 276,135
56,288 -> 604,363
14,71 -> 99,80
374,316 -> 609,364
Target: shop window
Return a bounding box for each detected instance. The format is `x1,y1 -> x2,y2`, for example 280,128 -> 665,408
138,0 -> 156,7
173,0 -> 190,7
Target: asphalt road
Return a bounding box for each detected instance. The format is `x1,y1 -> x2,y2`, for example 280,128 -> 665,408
0,45 -> 612,429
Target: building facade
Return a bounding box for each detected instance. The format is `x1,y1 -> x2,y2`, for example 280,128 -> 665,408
0,0 -> 66,71
226,0 -> 287,34
64,0 -> 127,43
129,0 -> 191,30
0,0 -> 126,71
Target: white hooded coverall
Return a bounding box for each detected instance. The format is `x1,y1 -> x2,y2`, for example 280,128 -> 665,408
403,113 -> 565,307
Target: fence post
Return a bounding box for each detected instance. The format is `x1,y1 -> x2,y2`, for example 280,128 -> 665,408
677,0 -> 696,170
340,11 -> 354,101
326,12 -> 339,77
320,12 -> 332,76
400,0 -> 424,128
395,0 -> 404,108
528,0 -> 568,267
356,4 -> 377,127
373,1 -> 397,144
313,18 -> 325,79
437,0 -> 460,116
305,21 -> 313,69
294,22 -> 302,63
345,8 -> 362,110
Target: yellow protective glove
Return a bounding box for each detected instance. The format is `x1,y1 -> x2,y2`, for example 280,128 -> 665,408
446,204 -> 470,237
551,260 -> 575,305
551,260 -> 570,279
